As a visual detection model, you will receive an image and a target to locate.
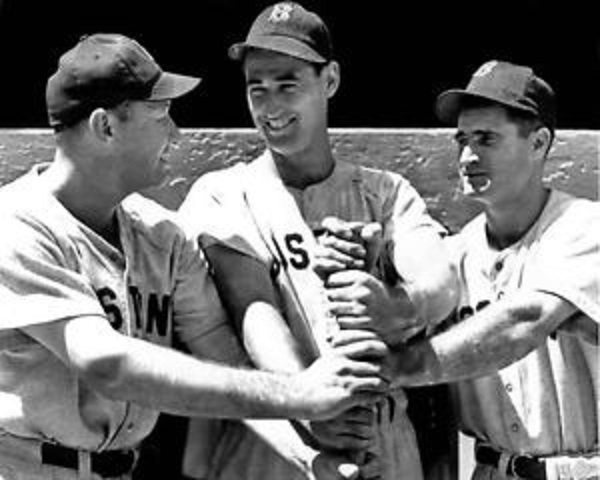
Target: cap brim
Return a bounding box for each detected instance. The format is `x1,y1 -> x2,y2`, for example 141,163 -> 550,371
149,72 -> 201,100
435,89 -> 537,124
228,36 -> 327,63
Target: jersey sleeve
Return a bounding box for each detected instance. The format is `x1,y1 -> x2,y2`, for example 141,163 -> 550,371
526,200 -> 600,324
379,174 -> 450,282
0,212 -> 105,329
385,176 -> 447,240
171,226 -> 249,367
177,170 -> 271,262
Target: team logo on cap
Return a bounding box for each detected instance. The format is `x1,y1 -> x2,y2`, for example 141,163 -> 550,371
269,3 -> 294,22
473,60 -> 498,78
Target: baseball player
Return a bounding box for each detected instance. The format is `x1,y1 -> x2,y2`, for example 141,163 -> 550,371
177,3 -> 458,480
0,33 -> 389,480
340,61 -> 600,480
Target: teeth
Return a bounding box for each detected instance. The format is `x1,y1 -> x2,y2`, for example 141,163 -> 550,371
266,117 -> 292,130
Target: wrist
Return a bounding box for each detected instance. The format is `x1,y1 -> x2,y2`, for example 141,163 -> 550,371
388,338 -> 440,387
383,283 -> 424,346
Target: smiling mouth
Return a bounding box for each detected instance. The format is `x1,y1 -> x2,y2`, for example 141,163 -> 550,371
263,116 -> 295,133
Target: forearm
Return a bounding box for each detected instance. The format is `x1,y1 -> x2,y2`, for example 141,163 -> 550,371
243,301 -> 314,371
388,291 -> 574,386
79,331 -> 304,419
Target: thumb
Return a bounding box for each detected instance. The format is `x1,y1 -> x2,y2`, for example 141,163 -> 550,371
360,223 -> 383,273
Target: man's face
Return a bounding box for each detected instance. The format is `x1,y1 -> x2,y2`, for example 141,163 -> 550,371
113,99 -> 180,192
454,104 -> 542,207
243,49 -> 334,157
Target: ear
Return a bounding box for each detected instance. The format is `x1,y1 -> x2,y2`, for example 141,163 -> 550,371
531,126 -> 552,157
88,108 -> 114,142
324,61 -> 340,99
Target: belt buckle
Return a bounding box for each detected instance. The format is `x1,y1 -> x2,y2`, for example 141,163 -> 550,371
91,448 -> 137,477
508,454 -> 527,478
509,453 -> 544,480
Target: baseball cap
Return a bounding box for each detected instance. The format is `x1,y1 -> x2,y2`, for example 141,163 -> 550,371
46,33 -> 201,129
228,2 -> 333,64
435,60 -> 556,132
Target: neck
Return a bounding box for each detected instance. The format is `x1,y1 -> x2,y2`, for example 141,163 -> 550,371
271,146 -> 335,190
484,186 -> 550,250
43,154 -> 123,247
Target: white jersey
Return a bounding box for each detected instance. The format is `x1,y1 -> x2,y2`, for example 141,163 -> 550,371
447,189 -> 599,479
0,165 -> 236,452
178,152 -> 446,480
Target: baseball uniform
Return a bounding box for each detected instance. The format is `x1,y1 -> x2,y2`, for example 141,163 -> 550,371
0,165 -> 244,479
178,150 -> 447,480
446,189 -> 599,480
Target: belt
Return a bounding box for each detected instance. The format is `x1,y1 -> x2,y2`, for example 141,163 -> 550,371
476,444 -> 546,480
41,442 -> 137,478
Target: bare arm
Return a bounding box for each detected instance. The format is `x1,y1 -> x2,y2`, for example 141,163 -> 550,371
22,315 -> 386,421
343,290 -> 578,387
204,243 -> 312,371
204,244 -> 378,462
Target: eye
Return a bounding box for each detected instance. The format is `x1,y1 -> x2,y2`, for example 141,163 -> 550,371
281,82 -> 298,93
478,133 -> 497,146
248,86 -> 266,99
454,134 -> 468,148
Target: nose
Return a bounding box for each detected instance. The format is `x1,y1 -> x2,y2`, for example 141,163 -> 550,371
253,91 -> 283,118
167,116 -> 182,143
459,144 -> 479,169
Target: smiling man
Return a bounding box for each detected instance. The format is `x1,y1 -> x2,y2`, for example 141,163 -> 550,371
178,3 -> 457,480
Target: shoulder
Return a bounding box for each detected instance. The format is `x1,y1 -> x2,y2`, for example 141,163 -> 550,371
178,164 -> 251,236
333,161 -> 416,206
185,164 -> 248,202
347,163 -> 407,190
547,190 -> 599,221
121,193 -> 189,251
447,214 -> 486,255
535,190 -> 600,241
0,169 -> 43,211
0,170 -> 66,242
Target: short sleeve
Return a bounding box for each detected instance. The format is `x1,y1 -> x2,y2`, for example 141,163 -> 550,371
0,213 -> 105,329
172,226 -> 248,366
386,177 -> 447,240
526,201 -> 600,324
177,169 -> 270,262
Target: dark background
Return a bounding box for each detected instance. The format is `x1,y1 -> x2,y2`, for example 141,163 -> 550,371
0,0 -> 598,129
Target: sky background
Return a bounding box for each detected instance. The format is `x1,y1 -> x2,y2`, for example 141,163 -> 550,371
0,0 -> 597,129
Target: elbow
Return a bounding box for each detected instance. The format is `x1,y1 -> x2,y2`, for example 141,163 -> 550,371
77,351 -> 130,400
414,263 -> 460,326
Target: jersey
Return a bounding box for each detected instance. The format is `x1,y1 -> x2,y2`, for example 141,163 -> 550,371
446,189 -> 600,479
0,165 -> 240,453
178,151 -> 447,480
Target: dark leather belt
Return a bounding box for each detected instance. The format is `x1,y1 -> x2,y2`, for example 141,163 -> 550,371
41,442 -> 137,477
476,444 -> 546,480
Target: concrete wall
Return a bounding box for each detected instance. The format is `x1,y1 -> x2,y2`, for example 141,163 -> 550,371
0,128 -> 597,479
0,128 -> 597,233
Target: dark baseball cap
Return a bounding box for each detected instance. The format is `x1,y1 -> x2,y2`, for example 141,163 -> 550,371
435,60 -> 556,132
228,2 -> 333,64
46,33 -> 201,129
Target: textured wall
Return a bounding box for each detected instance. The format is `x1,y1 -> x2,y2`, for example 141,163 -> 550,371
0,128 -> 597,233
